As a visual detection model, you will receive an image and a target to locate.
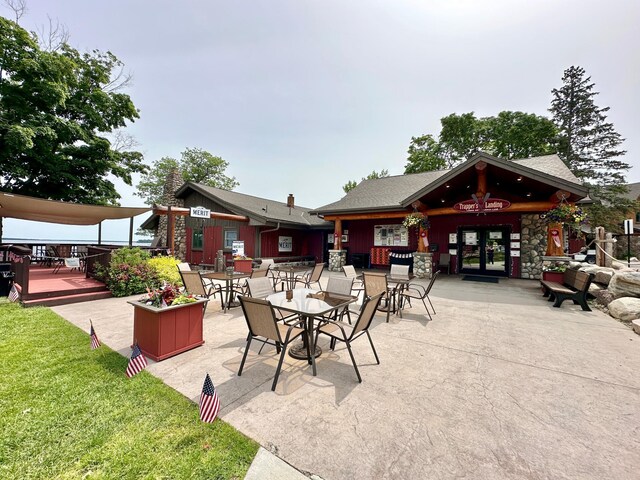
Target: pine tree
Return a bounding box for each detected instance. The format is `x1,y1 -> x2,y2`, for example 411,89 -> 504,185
549,66 -> 628,190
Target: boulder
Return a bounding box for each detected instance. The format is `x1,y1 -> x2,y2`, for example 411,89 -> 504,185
592,289 -> 615,307
608,271 -> 640,298
633,319 -> 640,335
593,268 -> 615,286
608,297 -> 640,321
612,260 -> 629,270
569,261 -> 588,270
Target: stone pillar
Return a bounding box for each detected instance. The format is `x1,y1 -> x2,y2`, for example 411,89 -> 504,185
157,168 -> 186,260
328,249 -> 347,272
412,252 -> 432,279
520,214 -> 547,279
604,232 -> 614,268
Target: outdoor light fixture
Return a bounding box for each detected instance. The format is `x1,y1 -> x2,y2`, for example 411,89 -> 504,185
445,184 -> 450,188
516,176 -> 523,182
441,198 -> 446,203
526,192 -> 532,197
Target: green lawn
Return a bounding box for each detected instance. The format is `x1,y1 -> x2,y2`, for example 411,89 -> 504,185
0,300 -> 258,479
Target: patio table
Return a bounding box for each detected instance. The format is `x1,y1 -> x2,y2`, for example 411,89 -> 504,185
358,272 -> 414,314
202,270 -> 251,312
266,288 -> 358,376
271,265 -> 311,290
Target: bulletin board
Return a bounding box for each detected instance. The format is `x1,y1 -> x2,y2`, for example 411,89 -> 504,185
374,224 -> 409,247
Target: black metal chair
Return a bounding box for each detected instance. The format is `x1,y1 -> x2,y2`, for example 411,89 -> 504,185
314,292 -> 384,383
237,296 -> 307,391
398,271 -> 439,320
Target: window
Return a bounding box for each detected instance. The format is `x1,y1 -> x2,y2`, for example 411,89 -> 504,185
192,230 -> 203,250
224,229 -> 238,250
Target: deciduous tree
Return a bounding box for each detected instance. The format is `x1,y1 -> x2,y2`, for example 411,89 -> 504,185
136,148 -> 238,206
342,169 -> 389,193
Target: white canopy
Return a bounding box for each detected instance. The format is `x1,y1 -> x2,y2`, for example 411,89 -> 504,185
0,192 -> 150,225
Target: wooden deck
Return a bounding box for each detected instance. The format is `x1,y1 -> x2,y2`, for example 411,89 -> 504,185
19,265 -> 111,307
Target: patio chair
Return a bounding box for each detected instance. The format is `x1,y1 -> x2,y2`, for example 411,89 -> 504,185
293,263 -> 324,289
398,271 -> 439,321
237,296 -> 308,391
314,292 -> 384,383
178,270 -> 221,313
362,271 -> 392,322
342,265 -> 364,296
390,264 -> 410,277
437,253 -> 451,275
237,268 -> 269,295
325,276 -> 354,323
246,276 -> 298,323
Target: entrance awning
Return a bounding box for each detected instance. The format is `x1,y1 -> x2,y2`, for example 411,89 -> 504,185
0,192 -> 150,225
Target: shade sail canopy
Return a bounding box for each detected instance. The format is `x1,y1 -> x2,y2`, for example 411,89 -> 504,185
0,192 -> 151,225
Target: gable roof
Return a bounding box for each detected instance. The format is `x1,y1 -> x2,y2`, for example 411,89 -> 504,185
621,182 -> 640,201
313,153 -> 587,215
176,183 -> 331,228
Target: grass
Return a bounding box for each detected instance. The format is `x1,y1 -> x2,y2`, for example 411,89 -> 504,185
0,300 -> 258,479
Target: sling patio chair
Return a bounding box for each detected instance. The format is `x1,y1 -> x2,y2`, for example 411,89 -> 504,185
398,271 -> 439,321
178,270 -> 221,313
342,265 -> 364,296
245,276 -> 298,323
324,276 -> 355,324
237,268 -> 269,296
437,253 -> 451,275
314,292 -> 384,383
237,296 -> 308,391
293,263 -> 324,289
362,271 -> 392,322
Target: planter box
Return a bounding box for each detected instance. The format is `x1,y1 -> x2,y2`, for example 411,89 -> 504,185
542,271 -> 565,283
234,259 -> 253,273
127,299 -> 208,361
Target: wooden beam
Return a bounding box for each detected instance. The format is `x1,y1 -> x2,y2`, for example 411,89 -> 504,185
426,201 -> 558,216
153,205 -> 249,222
549,190 -> 571,203
334,218 -> 342,250
475,161 -> 487,198
323,211 -> 409,221
129,217 -> 134,246
167,206 -> 175,255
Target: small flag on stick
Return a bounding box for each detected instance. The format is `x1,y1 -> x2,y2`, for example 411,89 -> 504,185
199,373 -> 220,423
90,320 -> 101,350
126,343 -> 148,378
8,285 -> 19,303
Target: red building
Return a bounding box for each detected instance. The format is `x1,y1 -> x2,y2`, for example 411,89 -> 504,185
312,153 -> 589,279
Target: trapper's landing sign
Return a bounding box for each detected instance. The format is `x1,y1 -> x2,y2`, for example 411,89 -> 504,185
453,198 -> 510,213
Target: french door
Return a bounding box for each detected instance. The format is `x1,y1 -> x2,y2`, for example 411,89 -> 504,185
458,226 -> 510,277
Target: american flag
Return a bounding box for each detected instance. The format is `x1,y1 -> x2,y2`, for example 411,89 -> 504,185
199,373 -> 220,423
90,321 -> 101,350
125,343 -> 148,378
8,285 -> 19,303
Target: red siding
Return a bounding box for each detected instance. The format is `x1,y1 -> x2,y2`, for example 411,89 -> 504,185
259,228 -> 325,260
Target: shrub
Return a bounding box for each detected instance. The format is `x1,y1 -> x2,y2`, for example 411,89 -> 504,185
147,256 -> 182,286
100,247 -> 158,297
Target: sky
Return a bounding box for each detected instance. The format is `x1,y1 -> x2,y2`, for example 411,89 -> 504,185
3,0 -> 640,242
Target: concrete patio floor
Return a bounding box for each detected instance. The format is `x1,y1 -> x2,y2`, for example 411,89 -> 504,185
52,273 -> 640,480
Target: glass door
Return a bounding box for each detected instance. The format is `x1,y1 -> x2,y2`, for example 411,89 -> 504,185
459,227 -> 509,276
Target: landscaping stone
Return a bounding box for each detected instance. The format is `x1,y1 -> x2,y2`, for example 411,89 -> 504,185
612,260 -> 628,270
632,319 -> 640,335
592,289 -> 615,307
593,268 -> 615,286
608,271 -> 640,298
608,297 -> 640,321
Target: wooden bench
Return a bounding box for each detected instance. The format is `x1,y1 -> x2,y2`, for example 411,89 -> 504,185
540,269 -> 594,311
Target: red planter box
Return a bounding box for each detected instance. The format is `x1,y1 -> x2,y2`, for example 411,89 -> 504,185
128,299 -> 207,361
542,271 -> 565,283
234,259 -> 253,273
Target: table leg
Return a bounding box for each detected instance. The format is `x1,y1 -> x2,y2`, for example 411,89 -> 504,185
288,315 -> 321,374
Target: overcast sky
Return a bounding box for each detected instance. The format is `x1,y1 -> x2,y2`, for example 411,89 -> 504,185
3,0 -> 639,242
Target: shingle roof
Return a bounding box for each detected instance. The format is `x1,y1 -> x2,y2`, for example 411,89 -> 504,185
181,183 -> 330,227
621,182 -> 640,201
313,153 -> 585,215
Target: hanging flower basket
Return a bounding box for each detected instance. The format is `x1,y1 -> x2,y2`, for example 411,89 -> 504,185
544,203 -> 588,232
402,212 -> 430,230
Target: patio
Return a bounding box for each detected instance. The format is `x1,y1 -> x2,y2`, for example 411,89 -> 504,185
52,273 -> 640,480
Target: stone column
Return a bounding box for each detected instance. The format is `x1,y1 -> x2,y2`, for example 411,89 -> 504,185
328,249 -> 347,272
412,252 -> 432,279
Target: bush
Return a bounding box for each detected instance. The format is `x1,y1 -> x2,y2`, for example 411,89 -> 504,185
147,256 -> 182,286
100,247 -> 158,297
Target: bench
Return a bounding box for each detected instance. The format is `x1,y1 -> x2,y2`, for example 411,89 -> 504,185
540,269 -> 594,311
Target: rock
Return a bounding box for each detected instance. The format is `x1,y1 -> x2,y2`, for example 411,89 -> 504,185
612,260 -> 628,270
633,319 -> 640,335
609,271 -> 640,298
594,268 -> 615,286
608,297 -> 640,321
569,261 -> 585,269
592,289 -> 615,307
589,283 -> 603,294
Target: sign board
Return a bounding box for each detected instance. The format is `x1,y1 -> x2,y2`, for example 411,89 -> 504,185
510,233 -> 520,240
328,233 -> 334,244
278,236 -> 293,252
489,231 -> 503,240
449,249 -> 457,256
510,242 -> 520,249
374,224 -> 408,247
448,233 -> 457,244
190,206 -> 211,219
232,241 -> 245,257
453,198 -> 511,213
624,219 -> 634,235
464,232 -> 477,245
511,250 -> 521,257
